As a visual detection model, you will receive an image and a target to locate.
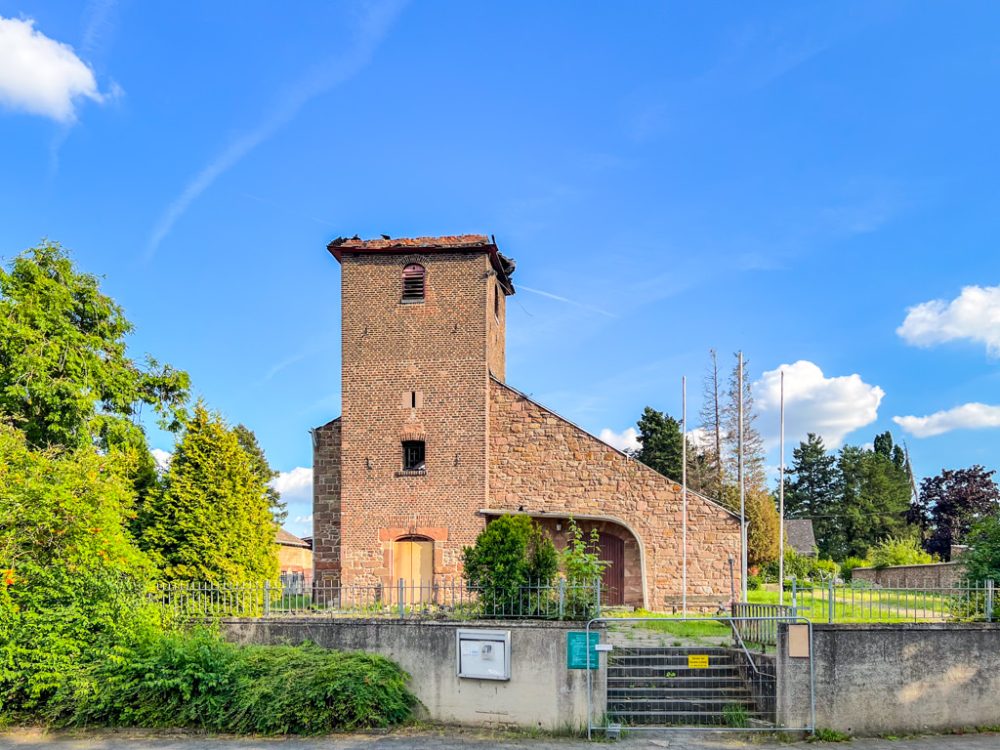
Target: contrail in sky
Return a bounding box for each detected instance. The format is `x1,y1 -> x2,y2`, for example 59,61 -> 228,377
145,0 -> 406,260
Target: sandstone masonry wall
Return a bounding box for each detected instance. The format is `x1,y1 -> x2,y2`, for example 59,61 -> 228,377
488,380 -> 741,608
312,418 -> 341,587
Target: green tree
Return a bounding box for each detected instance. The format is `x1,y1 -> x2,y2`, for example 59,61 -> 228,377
634,406 -> 684,480
962,516 -> 1000,583
825,437 -> 914,560
0,242 -> 189,450
784,433 -> 838,554
140,405 -> 279,584
233,424 -> 287,526
0,423 -> 157,714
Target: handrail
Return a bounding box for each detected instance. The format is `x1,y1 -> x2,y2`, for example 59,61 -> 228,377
725,616 -> 762,676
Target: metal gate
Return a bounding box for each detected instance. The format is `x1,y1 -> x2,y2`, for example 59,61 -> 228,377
585,616 -> 814,738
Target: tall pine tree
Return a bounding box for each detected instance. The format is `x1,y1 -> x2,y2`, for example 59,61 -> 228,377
784,433 -> 838,555
140,404 -> 279,584
634,407 -> 684,481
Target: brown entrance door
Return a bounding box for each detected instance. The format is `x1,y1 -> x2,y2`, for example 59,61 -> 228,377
393,538 -> 433,605
597,532 -> 625,606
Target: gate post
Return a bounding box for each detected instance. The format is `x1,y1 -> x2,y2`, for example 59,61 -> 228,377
987,580 -> 995,623
398,578 -> 405,618
558,578 -> 566,619
264,580 -> 271,617
790,576 -> 798,619
828,575 -> 835,624
595,578 -> 602,618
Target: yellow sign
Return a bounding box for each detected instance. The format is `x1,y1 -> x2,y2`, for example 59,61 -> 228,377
688,654 -> 709,669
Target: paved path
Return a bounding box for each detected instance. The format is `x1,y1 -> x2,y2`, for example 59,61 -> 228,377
3,728 -> 1000,750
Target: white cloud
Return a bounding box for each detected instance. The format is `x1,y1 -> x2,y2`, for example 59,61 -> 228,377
0,16 -> 104,122
272,466 -> 313,536
893,403 -> 1000,438
271,466 -> 312,497
598,427 -> 640,453
897,284 -> 1000,357
686,426 -> 712,451
754,360 -> 884,448
151,448 -> 172,472
145,0 -> 406,259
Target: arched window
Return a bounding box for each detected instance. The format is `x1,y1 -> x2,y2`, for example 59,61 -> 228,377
402,263 -> 425,302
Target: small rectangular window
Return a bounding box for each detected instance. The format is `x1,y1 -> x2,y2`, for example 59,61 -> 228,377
402,440 -> 425,471
494,283 -> 500,319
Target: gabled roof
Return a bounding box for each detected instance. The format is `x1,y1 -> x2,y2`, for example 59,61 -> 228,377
785,519 -> 817,554
276,528 -> 310,548
327,234 -> 516,294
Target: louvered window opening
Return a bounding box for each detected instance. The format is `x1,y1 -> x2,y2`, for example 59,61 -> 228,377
402,264 -> 425,302
402,440 -> 425,471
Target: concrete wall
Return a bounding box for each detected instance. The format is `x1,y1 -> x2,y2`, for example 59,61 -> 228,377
221,618 -> 605,730
777,623 -> 1000,735
852,562 -> 965,588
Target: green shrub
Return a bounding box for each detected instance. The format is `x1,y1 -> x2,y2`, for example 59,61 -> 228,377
867,536 -> 934,569
0,425 -> 159,719
462,514 -> 557,615
962,516 -> 1000,583
560,519 -> 608,618
840,556 -> 869,583
747,573 -> 763,591
812,558 -> 841,580
62,628 -> 416,733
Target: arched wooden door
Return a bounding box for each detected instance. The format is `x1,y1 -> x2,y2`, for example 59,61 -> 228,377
597,532 -> 625,606
393,537 -> 433,605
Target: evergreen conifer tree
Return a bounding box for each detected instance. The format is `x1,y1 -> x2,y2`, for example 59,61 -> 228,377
141,405 -> 279,584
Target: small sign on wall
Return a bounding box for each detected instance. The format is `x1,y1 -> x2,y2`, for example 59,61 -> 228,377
456,629 -> 511,680
788,624 -> 810,658
567,631 -> 600,669
688,654 -> 709,669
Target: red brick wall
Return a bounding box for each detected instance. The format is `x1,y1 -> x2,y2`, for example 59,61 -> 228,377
488,380 -> 741,609
336,251 -> 497,586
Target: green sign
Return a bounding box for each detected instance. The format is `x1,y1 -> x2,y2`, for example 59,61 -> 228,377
567,631 -> 600,670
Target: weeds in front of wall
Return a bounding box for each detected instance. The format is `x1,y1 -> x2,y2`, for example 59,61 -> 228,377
722,703 -> 750,728
809,728 -> 852,742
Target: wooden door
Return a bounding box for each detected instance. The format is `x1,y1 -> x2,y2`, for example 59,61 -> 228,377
393,539 -> 433,605
597,532 -> 625,606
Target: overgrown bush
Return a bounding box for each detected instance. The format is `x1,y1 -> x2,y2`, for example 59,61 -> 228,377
761,547 -> 839,583
867,535 -> 935,569
559,519 -> 608,618
462,514 -> 557,613
60,628 -> 416,733
0,425 -> 158,718
962,516 -> 1000,584
839,556 -> 869,583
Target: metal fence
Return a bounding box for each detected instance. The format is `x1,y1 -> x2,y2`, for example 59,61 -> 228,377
732,579 -> 997,646
784,578 -> 995,624
150,578 -> 603,621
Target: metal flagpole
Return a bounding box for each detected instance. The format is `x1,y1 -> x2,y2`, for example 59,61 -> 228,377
682,375 -> 688,616
779,369 -> 785,606
738,351 -> 747,603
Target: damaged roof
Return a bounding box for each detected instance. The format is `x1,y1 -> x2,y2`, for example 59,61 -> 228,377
327,234 -> 515,294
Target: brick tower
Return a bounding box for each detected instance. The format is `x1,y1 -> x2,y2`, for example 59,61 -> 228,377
312,235 -> 515,592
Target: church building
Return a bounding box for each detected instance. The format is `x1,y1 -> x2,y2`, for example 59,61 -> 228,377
311,234 -> 740,609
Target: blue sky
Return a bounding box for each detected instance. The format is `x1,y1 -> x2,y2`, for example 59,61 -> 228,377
2,1 -> 999,537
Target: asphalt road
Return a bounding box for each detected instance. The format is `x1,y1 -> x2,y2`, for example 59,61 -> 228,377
3,728 -> 1000,750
